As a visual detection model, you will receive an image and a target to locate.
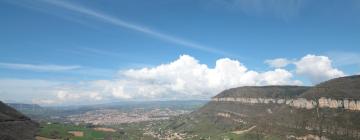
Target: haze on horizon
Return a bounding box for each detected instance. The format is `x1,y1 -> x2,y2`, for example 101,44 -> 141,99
0,0 -> 359,106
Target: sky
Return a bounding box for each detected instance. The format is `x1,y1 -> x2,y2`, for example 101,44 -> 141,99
0,0 -> 360,105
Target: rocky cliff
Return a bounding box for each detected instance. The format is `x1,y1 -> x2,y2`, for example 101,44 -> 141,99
0,101 -> 39,140
183,75 -> 360,140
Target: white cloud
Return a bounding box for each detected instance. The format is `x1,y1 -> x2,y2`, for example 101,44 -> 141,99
56,90 -> 81,101
0,79 -> 107,105
32,99 -> 57,105
3,55 -> 302,104
260,69 -> 302,85
117,55 -> 300,99
31,88 -> 106,105
0,62 -> 81,72
89,92 -> 103,101
6,54 -> 349,105
111,84 -> 132,99
24,55 -> 302,104
0,79 -> 60,103
265,58 -> 292,68
294,54 -> 345,84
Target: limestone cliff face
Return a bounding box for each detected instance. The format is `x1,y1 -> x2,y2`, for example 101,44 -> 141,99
291,134 -> 329,140
318,98 -> 360,110
212,97 -> 360,111
211,76 -> 360,111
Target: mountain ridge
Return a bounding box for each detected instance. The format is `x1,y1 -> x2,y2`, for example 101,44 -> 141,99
167,75 -> 360,140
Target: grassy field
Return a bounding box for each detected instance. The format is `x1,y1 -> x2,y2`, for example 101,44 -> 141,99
38,122 -> 158,140
37,121 -> 284,140
38,123 -> 108,140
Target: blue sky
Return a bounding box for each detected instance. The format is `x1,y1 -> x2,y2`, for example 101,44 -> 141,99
0,0 -> 360,105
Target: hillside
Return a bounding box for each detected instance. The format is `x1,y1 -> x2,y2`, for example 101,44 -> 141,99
214,86 -> 310,98
164,75 -> 360,140
301,75 -> 360,99
0,101 -> 39,140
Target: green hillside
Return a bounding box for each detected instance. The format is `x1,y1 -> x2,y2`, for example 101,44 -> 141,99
165,75 -> 360,140
214,86 -> 310,99
301,75 -> 360,99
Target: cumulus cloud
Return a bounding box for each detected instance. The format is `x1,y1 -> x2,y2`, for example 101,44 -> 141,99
294,54 -> 345,84
56,90 -> 81,101
110,84 -> 132,99
89,92 -> 103,101
259,69 -> 302,85
23,54 -> 302,104
116,55 -> 300,99
8,54 -> 349,105
265,58 -> 292,68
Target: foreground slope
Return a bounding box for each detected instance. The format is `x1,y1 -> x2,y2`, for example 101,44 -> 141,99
0,101 -> 39,140
166,75 -> 360,140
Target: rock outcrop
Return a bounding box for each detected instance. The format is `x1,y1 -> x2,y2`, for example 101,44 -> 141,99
212,97 -> 360,111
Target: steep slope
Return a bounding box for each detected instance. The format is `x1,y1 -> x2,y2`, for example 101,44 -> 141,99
0,101 -> 39,140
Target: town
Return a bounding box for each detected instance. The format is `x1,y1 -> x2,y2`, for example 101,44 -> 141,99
67,108 -> 190,125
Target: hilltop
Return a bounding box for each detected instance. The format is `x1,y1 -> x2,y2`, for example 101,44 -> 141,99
214,85 -> 310,98
301,75 -> 360,99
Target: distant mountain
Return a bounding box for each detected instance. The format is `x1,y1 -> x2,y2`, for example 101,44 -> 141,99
165,75 -> 360,140
0,101 -> 39,140
7,103 -> 42,111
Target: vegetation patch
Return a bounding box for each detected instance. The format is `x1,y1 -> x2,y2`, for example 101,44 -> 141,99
37,123 -> 107,140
